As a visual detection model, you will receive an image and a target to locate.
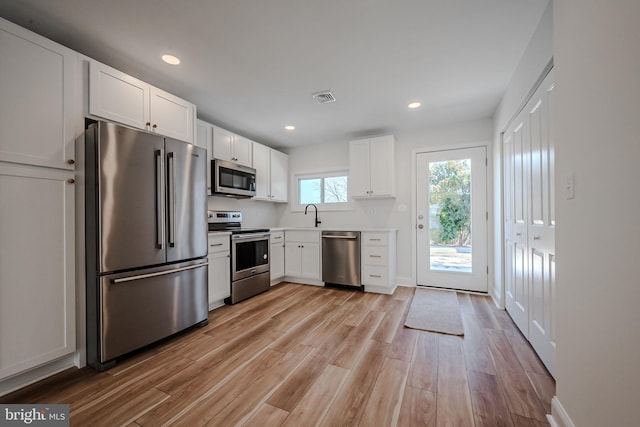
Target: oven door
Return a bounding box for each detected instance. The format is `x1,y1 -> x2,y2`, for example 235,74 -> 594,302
231,233 -> 270,281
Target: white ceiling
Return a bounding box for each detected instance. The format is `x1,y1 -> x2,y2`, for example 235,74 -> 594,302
0,0 -> 548,149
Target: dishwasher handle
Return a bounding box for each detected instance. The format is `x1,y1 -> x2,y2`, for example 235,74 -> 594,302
322,235 -> 359,240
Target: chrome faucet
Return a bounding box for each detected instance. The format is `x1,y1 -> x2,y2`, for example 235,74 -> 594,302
304,204 -> 321,227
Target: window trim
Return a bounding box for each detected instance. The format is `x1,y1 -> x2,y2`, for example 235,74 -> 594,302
291,169 -> 354,212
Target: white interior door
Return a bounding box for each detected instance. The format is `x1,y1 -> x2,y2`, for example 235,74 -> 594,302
503,69 -> 555,376
416,147 -> 488,292
527,71 -> 556,375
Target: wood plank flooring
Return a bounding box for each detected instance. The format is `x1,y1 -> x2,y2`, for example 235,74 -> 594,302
0,283 -> 554,426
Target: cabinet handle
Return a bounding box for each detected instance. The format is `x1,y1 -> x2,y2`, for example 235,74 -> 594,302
210,243 -> 224,247
152,124 -> 158,129
146,122 -> 151,127
273,236 -> 282,240
533,236 -> 541,240
67,159 -> 75,165
369,274 -> 382,278
516,232 -> 522,236
67,178 -> 75,184
369,238 -> 382,241
369,255 -> 382,258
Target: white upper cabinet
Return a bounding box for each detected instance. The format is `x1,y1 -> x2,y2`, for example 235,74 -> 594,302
89,61 -> 195,143
212,125 -> 252,167
0,18 -> 76,170
253,142 -> 288,202
149,86 -> 195,142
349,135 -> 396,198
196,120 -> 214,195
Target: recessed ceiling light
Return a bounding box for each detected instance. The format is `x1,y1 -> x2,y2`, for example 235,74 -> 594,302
161,54 -> 180,65
408,102 -> 422,109
284,125 -> 296,131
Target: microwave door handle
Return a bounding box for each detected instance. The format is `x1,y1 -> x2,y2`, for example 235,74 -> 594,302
155,149 -> 163,249
167,152 -> 176,247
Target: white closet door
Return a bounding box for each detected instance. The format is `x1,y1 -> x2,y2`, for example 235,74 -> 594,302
503,69 -> 555,377
527,70 -> 556,375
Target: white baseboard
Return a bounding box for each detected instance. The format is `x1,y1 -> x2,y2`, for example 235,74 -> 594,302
0,355 -> 77,397
365,284 -> 396,295
283,277 -> 324,287
396,276 -> 414,286
547,396 -> 576,427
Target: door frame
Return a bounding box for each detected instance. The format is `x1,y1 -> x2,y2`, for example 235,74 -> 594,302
411,142 -> 492,291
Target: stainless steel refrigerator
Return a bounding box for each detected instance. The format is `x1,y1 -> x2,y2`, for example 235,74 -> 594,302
85,121 -> 208,371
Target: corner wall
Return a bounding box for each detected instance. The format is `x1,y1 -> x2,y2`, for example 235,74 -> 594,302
553,1 -> 640,426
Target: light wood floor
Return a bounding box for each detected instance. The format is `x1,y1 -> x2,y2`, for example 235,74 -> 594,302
1,283 -> 555,426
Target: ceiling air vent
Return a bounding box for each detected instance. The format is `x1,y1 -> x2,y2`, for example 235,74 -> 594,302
312,91 -> 336,104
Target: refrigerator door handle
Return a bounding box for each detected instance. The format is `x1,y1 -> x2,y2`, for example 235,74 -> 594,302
167,151 -> 176,247
155,149 -> 164,249
112,262 -> 208,284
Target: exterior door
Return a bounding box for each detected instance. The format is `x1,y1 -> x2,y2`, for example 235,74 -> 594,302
416,146 -> 488,292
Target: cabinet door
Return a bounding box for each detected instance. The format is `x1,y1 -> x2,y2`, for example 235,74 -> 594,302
284,244 -> 302,277
196,120 -> 213,195
0,21 -> 76,170
89,61 -> 150,131
232,135 -> 253,167
252,142 -> 271,200
270,149 -> 288,202
270,241 -> 285,283
349,139 -> 371,197
369,135 -> 395,197
208,251 -> 231,304
300,243 -> 320,279
212,126 -> 234,161
0,163 -> 75,379
150,87 -> 195,143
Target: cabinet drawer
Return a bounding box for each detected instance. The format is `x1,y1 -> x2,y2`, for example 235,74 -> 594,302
362,265 -> 389,286
362,233 -> 388,246
362,246 -> 388,266
285,230 -> 320,243
207,234 -> 230,253
270,231 -> 285,243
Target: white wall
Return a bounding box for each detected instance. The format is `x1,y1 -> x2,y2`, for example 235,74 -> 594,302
492,2 -> 553,305
553,1 -> 640,426
207,196 -> 282,228
278,119 -> 493,284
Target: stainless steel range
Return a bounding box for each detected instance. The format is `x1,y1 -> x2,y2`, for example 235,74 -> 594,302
208,211 -> 270,304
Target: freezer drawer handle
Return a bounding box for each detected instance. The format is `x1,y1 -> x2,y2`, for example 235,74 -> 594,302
321,235 -> 358,240
112,263 -> 208,284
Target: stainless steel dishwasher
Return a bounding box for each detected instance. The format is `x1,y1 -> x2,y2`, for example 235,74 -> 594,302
322,231 -> 361,289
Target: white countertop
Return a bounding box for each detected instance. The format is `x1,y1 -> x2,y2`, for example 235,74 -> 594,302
269,227 -> 397,233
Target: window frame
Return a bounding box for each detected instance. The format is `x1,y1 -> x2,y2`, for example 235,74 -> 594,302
291,169 -> 353,212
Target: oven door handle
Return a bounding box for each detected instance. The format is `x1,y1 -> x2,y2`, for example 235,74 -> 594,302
232,233 -> 271,241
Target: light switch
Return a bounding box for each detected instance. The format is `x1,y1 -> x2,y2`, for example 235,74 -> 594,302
565,172 -> 575,200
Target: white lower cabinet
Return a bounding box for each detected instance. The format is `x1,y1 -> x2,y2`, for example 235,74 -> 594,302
284,230 -> 321,285
207,234 -> 230,309
270,232 -> 285,285
361,231 -> 397,294
0,163 -> 76,380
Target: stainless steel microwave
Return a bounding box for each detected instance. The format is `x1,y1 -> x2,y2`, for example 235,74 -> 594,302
212,159 -> 257,198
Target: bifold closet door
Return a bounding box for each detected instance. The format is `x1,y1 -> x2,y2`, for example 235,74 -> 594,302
503,69 -> 556,376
